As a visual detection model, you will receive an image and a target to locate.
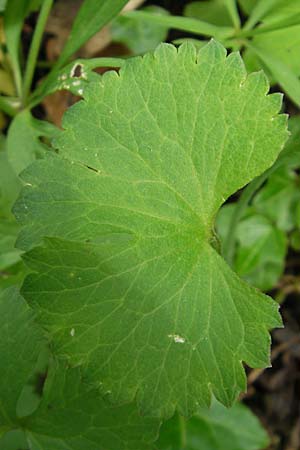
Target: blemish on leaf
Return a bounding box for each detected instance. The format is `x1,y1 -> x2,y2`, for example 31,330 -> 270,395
168,334 -> 185,344
70,63 -> 84,78
70,328 -> 75,337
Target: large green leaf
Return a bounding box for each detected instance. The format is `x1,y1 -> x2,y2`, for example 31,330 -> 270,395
16,41 -> 288,418
157,399 -> 269,450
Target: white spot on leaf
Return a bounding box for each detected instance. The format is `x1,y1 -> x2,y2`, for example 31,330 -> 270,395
70,328 -> 75,337
168,334 -> 185,344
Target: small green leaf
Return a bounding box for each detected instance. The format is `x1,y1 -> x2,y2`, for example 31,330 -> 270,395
7,110 -> 59,175
0,136 -> 21,218
157,399 -> 269,450
29,57 -> 125,109
30,0 -> 128,107
248,41 -> 300,106
217,205 -> 287,291
0,0 -> 7,12
16,41 -> 287,418
290,229 -> 300,251
253,166 -> 300,232
0,288 -> 160,450
0,430 -> 28,450
112,6 -> 169,54
124,10 -> 234,40
0,136 -> 23,288
24,360 -> 160,450
0,287 -> 45,432
184,1 -> 232,27
244,25 -> 300,85
0,219 -> 22,271
277,116 -> 300,168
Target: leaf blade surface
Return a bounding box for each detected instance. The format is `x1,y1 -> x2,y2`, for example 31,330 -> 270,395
16,41 -> 288,417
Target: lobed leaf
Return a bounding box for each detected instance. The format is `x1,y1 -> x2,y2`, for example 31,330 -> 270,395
16,41 -> 288,418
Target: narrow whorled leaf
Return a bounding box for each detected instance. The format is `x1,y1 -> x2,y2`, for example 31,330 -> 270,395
29,1 -> 129,108
4,0 -> 32,95
55,0 -> 129,68
238,0 -> 257,15
17,41 -> 288,418
243,25 -> 300,86
244,0 -> 281,30
0,287 -> 45,433
259,0 -> 300,26
157,399 -> 269,450
223,0 -> 241,28
124,10 -> 233,40
184,1 -> 232,27
0,430 -> 28,450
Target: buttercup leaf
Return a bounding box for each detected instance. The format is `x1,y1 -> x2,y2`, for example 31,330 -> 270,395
16,41 -> 288,418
